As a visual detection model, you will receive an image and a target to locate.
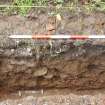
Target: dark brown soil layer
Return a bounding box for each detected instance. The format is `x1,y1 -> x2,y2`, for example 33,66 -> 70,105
0,44 -> 105,91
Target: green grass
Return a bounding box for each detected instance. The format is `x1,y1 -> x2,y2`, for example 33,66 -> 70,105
33,0 -> 48,5
0,0 -> 33,16
1,0 -> 65,16
13,0 -> 33,16
1,0 -> 105,16
83,0 -> 105,11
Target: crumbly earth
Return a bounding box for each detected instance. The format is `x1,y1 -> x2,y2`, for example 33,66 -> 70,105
0,7 -> 105,104
1,89 -> 105,105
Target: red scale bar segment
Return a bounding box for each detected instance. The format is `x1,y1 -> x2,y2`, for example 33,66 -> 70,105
71,35 -> 88,39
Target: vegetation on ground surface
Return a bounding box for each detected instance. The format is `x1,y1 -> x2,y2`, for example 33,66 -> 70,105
1,0 -> 105,16
83,0 -> 105,11
13,0 -> 33,15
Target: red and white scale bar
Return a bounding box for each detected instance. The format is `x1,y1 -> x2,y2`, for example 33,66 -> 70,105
9,35 -> 105,39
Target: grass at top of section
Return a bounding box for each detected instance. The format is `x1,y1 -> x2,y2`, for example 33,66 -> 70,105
0,0 -> 105,16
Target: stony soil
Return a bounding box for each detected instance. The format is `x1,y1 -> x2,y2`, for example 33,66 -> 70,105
1,89 -> 105,105
0,7 -> 105,104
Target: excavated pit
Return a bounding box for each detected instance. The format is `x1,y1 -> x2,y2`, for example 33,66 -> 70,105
0,9 -> 105,92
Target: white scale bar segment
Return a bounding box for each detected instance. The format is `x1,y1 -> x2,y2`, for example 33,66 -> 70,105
88,35 -> 105,39
50,35 -> 71,39
9,35 -> 32,39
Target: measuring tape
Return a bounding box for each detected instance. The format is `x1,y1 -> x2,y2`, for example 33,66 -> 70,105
9,35 -> 105,39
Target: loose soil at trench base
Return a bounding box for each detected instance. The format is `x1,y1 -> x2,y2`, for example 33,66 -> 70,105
1,7 -> 105,104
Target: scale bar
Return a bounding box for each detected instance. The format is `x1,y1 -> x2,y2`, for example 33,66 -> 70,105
9,35 -> 105,39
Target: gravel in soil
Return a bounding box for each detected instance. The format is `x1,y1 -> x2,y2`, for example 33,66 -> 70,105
1,89 -> 105,105
0,7 -> 105,105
